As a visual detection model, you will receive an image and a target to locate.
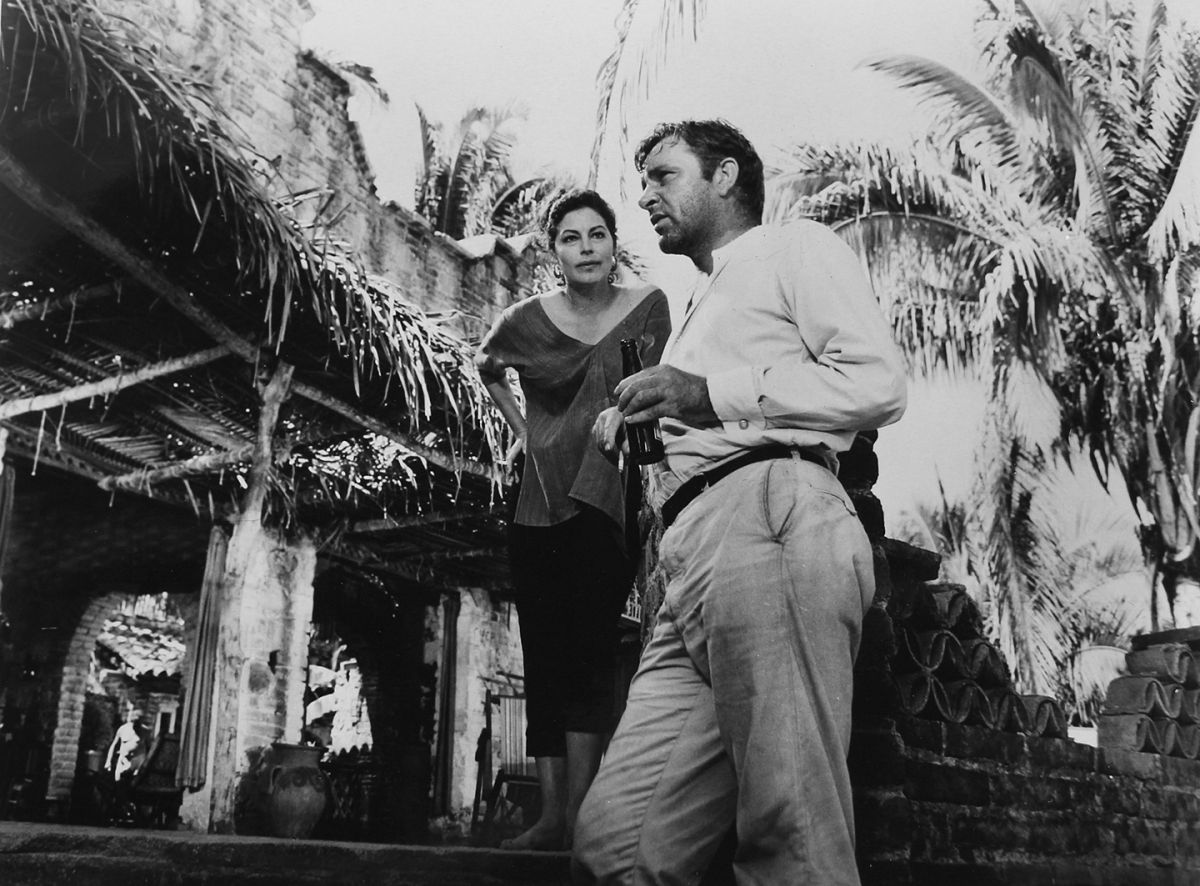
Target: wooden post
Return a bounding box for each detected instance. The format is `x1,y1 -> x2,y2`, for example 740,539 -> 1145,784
0,427 -> 10,606
187,362 -> 316,833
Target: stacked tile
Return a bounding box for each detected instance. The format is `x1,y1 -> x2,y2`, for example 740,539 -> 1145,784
888,582 -> 1068,738
1097,643 -> 1200,759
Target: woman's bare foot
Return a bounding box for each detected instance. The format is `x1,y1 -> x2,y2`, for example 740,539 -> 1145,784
499,816 -> 566,851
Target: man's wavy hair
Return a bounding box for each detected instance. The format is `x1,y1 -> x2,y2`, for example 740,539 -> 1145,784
634,120 -> 764,223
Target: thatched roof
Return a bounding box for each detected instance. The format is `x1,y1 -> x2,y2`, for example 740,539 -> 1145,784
0,0 -> 515,592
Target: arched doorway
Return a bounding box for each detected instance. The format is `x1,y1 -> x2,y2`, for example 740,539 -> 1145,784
52,591 -> 191,823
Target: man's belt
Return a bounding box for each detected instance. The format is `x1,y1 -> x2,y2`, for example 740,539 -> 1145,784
659,445 -> 826,530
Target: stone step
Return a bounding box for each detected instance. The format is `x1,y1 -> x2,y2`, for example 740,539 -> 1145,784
0,822 -> 571,885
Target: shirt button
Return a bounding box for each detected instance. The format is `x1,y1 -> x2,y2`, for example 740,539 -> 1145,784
738,419 -> 749,429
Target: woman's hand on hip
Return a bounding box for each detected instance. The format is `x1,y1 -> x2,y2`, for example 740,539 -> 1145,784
505,434 -> 526,470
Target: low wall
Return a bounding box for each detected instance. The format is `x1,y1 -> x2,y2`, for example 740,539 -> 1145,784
852,717 -> 1200,884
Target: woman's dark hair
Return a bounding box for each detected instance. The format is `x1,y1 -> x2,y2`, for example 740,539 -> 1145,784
634,119 -> 764,222
544,188 -> 618,245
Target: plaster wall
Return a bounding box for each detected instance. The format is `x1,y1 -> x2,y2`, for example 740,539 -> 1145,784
444,589 -> 522,816
200,518 -> 316,833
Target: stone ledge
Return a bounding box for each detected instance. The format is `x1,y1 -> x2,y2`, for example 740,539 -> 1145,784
882,860 -> 1197,886
0,823 -> 571,886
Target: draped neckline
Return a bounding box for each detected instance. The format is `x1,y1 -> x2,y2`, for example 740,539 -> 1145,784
532,290 -> 658,347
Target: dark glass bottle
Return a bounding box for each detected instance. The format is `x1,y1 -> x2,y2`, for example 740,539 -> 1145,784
619,338 -> 665,465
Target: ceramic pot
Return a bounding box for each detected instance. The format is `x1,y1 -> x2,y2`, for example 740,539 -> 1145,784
265,742 -> 328,838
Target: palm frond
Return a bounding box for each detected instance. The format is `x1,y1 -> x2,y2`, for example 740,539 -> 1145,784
1008,50 -> 1121,244
977,421 -> 1044,692
588,0 -> 707,189
862,54 -> 1024,174
1140,0 -> 1169,106
413,103 -> 447,222
832,213 -> 987,374
1147,98 -> 1200,260
3,0 -> 327,320
417,105 -> 527,239
491,177 -> 552,238
1013,0 -> 1060,42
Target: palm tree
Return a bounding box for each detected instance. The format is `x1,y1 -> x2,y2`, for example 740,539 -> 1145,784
413,104 -> 544,240
896,440 -> 1147,697
588,0 -> 708,186
768,0 -> 1200,630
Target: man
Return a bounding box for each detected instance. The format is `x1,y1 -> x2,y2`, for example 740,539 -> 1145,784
573,120 -> 907,885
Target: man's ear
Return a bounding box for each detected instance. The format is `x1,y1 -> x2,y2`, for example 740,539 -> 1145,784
712,157 -> 740,197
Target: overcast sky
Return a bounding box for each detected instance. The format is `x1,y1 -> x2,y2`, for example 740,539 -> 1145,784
305,0 -> 990,200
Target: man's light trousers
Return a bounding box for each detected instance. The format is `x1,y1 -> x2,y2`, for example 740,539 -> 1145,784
573,455 -> 874,886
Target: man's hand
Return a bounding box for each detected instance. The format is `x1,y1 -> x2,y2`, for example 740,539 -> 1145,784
615,364 -> 717,425
593,406 -> 626,464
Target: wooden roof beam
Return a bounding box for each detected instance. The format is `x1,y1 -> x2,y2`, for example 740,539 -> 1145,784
348,505 -> 504,534
0,145 -> 264,361
0,346 -> 231,421
399,545 -> 507,564
97,443 -> 252,492
96,419 -> 358,492
289,381 -> 495,480
0,144 -> 495,482
321,547 -> 512,595
0,281 -> 123,328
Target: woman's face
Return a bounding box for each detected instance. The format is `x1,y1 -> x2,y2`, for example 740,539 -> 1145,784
553,207 -> 615,287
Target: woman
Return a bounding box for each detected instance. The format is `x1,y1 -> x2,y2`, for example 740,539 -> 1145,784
476,189 -> 670,850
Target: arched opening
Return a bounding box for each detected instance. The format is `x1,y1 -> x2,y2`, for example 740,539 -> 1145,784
56,591 -> 191,825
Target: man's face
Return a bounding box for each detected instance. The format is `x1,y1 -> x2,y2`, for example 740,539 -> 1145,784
637,137 -> 717,258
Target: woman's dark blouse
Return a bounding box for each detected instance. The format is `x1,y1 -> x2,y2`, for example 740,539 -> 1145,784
478,289 -> 671,528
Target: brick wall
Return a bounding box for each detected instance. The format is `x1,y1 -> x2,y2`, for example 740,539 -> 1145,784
46,591 -> 128,799
851,717 -> 1200,884
838,467 -> 1200,884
